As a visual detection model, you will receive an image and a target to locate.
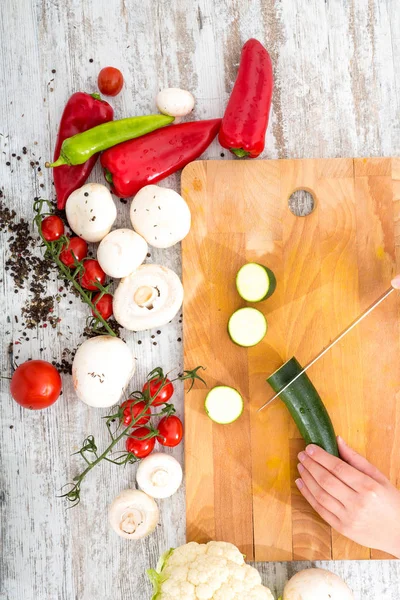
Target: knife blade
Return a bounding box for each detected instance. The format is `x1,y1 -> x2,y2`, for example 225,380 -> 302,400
257,286 -> 396,413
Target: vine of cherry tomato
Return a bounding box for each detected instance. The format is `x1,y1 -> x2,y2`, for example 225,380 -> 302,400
80,259 -> 106,290
92,293 -> 113,320
60,236 -> 88,267
156,415 -> 183,447
126,427 -> 155,458
41,215 -> 64,241
120,399 -> 151,427
142,376 -> 174,406
10,360 -> 62,410
97,67 -> 124,96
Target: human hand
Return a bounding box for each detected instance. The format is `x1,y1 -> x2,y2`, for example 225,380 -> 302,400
295,436 -> 400,557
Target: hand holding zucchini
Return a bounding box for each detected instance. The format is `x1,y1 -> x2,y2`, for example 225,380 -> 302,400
267,357 -> 338,456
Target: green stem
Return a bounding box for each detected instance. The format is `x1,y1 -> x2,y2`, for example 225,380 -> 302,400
33,201 -> 116,337
231,147 -> 250,158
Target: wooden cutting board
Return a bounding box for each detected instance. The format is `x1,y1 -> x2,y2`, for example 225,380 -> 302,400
181,157 -> 400,561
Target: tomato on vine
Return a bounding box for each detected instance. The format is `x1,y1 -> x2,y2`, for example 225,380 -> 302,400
41,215 -> 64,241
120,399 -> 151,427
142,373 -> 174,406
157,415 -> 183,447
126,427 -> 155,458
80,259 -> 106,290
60,236 -> 88,267
92,292 -> 113,320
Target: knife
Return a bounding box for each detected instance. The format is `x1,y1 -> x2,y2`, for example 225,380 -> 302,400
257,286 -> 396,413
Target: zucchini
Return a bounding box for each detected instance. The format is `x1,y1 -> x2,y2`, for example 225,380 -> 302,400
228,307 -> 267,347
205,386 -> 244,424
236,263 -> 276,302
267,357 -> 338,456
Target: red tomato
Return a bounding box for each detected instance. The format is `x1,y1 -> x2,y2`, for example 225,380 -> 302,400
60,237 -> 88,267
142,377 -> 174,406
10,360 -> 62,410
98,67 -> 124,96
157,415 -> 183,447
41,215 -> 64,242
80,259 -> 106,290
92,293 -> 113,320
120,399 -> 151,427
126,427 -> 155,458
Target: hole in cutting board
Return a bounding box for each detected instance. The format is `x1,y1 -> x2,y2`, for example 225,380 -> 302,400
288,189 -> 315,217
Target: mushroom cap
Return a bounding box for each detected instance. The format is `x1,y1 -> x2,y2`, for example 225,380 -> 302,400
66,183 -> 117,243
97,228 -> 148,278
136,452 -> 183,498
72,336 -> 135,407
130,185 -> 191,248
283,568 -> 354,600
108,489 -> 159,540
113,264 -> 184,331
156,87 -> 195,117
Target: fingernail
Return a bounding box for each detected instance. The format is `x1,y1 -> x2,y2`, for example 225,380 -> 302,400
298,451 -> 306,462
391,275 -> 400,289
297,463 -> 305,474
295,478 -> 304,489
306,444 -> 316,455
337,435 -> 346,445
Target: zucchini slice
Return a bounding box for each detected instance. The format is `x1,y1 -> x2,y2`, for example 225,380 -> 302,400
236,263 -> 276,302
267,357 -> 338,456
205,386 -> 244,424
228,307 -> 267,347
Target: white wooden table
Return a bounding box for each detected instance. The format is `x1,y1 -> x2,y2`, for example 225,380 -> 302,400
1,1 -> 400,598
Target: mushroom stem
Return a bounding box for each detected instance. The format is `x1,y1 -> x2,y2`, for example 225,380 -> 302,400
134,285 -> 159,309
151,468 -> 169,487
120,508 -> 144,534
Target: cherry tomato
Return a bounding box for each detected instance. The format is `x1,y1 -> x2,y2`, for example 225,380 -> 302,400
60,236 -> 88,267
98,67 -> 124,96
41,215 -> 64,242
120,399 -> 151,427
142,377 -> 174,406
157,415 -> 183,447
10,360 -> 62,410
126,427 -> 155,458
80,259 -> 106,290
92,293 -> 113,320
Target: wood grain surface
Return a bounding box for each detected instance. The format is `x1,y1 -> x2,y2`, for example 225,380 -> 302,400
182,157 -> 400,562
1,1 -> 400,599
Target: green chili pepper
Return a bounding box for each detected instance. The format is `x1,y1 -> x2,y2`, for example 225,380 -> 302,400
45,114 -> 174,168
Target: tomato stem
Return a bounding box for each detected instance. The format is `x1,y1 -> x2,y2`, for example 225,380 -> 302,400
60,366 -> 206,507
33,199 -> 117,337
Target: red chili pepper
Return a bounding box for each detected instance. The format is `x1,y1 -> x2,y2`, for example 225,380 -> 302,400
100,119 -> 221,198
53,92 -> 113,209
219,39 -> 273,158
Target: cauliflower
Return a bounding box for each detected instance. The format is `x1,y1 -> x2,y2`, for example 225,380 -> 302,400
147,541 -> 275,600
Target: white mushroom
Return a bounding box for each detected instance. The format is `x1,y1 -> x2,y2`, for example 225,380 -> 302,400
108,489 -> 159,540
72,336 -> 135,408
113,264 -> 183,331
96,228 -> 148,278
136,453 -> 183,499
130,185 -> 191,249
283,568 -> 354,600
66,183 -> 117,242
156,88 -> 195,118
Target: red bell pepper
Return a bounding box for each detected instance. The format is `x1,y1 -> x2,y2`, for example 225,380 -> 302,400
101,119 -> 221,198
53,92 -> 113,209
219,39 -> 273,158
